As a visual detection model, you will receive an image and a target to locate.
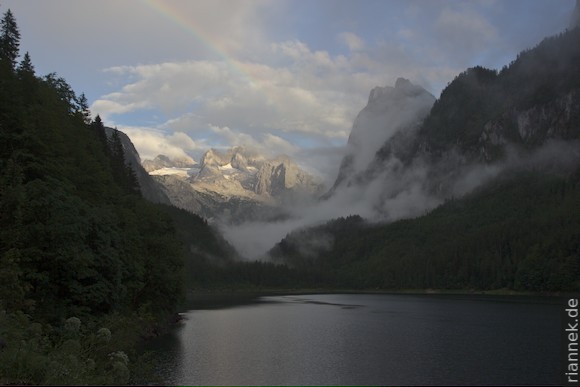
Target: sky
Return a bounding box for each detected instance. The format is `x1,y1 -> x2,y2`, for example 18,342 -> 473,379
1,0 -> 575,183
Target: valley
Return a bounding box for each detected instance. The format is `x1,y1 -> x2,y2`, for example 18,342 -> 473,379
0,1 -> 579,385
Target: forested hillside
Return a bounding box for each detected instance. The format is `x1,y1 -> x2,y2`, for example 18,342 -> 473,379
0,9 -> 229,384
270,26 -> 580,293
419,27 -> 580,159
271,170 -> 580,291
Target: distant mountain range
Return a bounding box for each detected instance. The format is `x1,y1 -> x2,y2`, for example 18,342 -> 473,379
141,146 -> 324,223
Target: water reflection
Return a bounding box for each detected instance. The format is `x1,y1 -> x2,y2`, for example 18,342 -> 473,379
146,294 -> 560,386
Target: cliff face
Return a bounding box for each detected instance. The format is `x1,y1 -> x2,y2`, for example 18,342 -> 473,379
104,127 -> 171,205
418,27 -> 580,163
144,146 -> 324,223
479,89 -> 580,161
255,156 -> 322,198
325,27 -> 580,211
328,78 -> 435,194
267,8 -> 580,294
413,84 -> 580,198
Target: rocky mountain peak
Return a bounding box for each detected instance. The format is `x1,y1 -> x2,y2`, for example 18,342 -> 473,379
367,78 -> 429,107
145,146 -> 325,222
104,128 -> 171,204
254,156 -> 322,198
395,77 -> 412,89
142,154 -> 196,172
199,146 -> 261,169
200,148 -> 227,168
330,78 -> 435,192
231,151 -> 248,171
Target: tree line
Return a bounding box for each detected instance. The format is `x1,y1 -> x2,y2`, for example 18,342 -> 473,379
270,170 -> 580,292
0,8 -> 231,384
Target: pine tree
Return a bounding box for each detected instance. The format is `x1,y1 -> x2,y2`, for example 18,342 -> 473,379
76,93 -> 91,124
0,9 -> 20,71
91,114 -> 108,152
0,156 -> 27,311
17,51 -> 34,76
44,72 -> 76,111
17,52 -> 36,104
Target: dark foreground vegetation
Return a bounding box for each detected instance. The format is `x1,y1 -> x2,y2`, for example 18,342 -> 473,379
0,8 -> 228,384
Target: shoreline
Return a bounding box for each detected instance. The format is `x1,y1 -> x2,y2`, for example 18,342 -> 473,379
185,287 -> 569,303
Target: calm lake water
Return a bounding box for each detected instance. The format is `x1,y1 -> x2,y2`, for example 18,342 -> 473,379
146,293 -> 561,385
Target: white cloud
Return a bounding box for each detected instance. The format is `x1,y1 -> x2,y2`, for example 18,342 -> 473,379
208,125 -> 300,159
92,26 -> 472,183
81,0 -> 569,185
94,35 -> 451,157
339,32 -> 366,51
120,126 -> 206,161
431,6 -> 499,63
90,99 -> 149,119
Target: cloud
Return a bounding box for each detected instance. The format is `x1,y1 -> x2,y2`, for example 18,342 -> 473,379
90,99 -> 150,120
94,34 -> 457,167
293,146 -> 347,185
339,32 -> 366,51
92,52 -> 371,159
208,125 -> 299,157
120,127 -> 206,161
434,7 -> 498,59
49,0 -> 573,211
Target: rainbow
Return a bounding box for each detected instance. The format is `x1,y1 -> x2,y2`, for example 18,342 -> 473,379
140,0 -> 258,88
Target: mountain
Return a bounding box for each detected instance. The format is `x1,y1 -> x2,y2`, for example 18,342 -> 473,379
328,78 -> 435,194
99,128 -> 240,273
142,154 -> 197,173
143,146 -> 324,223
270,24 -> 580,292
271,170 -> 580,291
327,28 -> 580,210
104,127 -> 172,205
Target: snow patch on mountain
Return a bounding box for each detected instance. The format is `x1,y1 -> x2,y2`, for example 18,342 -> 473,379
142,146 -> 324,222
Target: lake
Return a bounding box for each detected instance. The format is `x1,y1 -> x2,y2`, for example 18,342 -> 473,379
146,293 -> 561,385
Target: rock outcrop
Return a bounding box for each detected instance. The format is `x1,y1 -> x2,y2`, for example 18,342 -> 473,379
143,146 -> 324,222
104,127 -> 171,205
327,78 -> 435,194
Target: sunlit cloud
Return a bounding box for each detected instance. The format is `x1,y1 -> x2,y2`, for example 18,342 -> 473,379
23,0 -> 569,179
120,126 -> 207,161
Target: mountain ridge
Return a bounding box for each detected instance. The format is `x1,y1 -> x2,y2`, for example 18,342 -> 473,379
142,146 -> 324,222
327,77 -> 435,195
269,21 -> 580,292
325,27 -> 580,209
